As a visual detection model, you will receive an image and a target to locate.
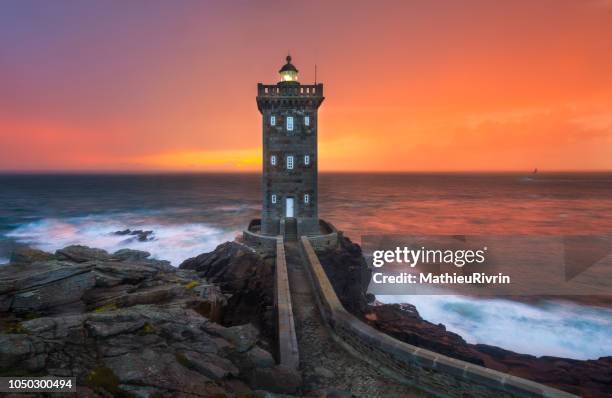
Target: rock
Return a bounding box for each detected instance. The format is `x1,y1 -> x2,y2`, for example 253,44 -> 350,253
316,237 -> 372,316
180,241 -> 275,338
249,366 -> 302,395
365,304 -> 484,365
21,314 -> 86,340
216,323 -> 259,353
55,245 -> 111,263
0,334 -> 42,369
8,262 -> 96,313
86,318 -> 146,338
111,248 -> 151,261
9,247 -> 54,265
254,391 -> 301,398
104,349 -> 213,395
92,261 -> 159,284
245,346 -> 275,368
314,366 -> 334,379
113,229 -> 154,242
177,351 -> 239,379
326,389 -> 354,398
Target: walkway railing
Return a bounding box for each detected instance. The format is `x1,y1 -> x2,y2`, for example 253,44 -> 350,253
275,236 -> 299,370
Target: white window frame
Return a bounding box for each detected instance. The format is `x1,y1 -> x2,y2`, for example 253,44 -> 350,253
271,194 -> 277,204
304,194 -> 309,204
304,116 -> 310,126
286,116 -> 294,131
270,115 -> 276,126
270,155 -> 277,166
287,155 -> 294,170
304,155 -> 310,165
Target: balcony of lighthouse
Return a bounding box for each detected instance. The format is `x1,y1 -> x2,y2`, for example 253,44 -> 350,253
257,83 -> 323,98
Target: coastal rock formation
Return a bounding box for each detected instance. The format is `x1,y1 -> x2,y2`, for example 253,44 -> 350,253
0,244 -> 289,397
315,237 -> 612,398
179,241 -> 275,341
316,237 -> 373,316
364,303 -> 485,365
113,229 -> 155,242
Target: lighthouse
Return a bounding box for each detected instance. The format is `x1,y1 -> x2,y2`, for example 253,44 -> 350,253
256,55 -> 324,239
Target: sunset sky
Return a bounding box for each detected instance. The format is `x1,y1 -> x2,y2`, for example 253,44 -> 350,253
1,0 -> 611,172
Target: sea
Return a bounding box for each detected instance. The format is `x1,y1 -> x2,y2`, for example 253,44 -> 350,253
1,172 -> 611,360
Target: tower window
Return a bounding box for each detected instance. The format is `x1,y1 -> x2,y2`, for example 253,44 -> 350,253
304,194 -> 309,204
286,116 -> 294,131
271,194 -> 277,204
305,116 -> 310,126
304,155 -> 310,165
270,115 -> 276,126
271,155 -> 277,166
287,155 -> 294,170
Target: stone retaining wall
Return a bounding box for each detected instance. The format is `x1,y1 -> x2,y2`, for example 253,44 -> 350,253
299,237 -> 578,398
275,237 -> 299,370
243,228 -> 277,251
306,220 -> 340,251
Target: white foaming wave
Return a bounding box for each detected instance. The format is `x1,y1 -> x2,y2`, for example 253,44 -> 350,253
6,216 -> 237,266
216,205 -> 259,212
377,294 -> 612,360
0,257 -> 8,265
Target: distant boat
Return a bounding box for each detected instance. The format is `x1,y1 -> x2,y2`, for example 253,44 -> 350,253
521,168 -> 538,182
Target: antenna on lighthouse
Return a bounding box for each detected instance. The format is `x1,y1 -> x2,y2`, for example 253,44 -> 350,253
314,64 -> 317,85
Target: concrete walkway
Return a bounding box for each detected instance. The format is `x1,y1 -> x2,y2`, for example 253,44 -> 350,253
284,242 -> 430,398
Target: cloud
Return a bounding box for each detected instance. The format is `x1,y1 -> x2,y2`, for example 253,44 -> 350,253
131,148 -> 261,171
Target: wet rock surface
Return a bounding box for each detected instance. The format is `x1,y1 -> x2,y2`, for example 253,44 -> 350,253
0,243 -> 286,397
318,237 -> 612,398
113,229 -> 155,242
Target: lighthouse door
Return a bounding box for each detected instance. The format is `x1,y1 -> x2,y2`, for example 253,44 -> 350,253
285,197 -> 294,218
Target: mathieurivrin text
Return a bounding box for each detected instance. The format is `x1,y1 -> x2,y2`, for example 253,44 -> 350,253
370,246 -> 511,285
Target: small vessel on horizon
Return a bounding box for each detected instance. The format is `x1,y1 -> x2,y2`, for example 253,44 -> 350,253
521,167 -> 539,182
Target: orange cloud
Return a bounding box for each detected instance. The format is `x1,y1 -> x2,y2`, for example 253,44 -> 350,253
133,149 -> 261,171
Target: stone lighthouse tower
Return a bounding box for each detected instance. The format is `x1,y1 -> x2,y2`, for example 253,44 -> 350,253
256,55 -> 324,238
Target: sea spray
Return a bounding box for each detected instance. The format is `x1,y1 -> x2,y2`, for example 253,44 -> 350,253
377,294 -> 612,360
6,215 -> 236,266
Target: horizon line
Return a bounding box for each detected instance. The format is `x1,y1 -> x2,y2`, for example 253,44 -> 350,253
1,169 -> 612,175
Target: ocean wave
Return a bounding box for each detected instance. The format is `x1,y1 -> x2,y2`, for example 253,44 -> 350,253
215,204 -> 259,212
6,215 -> 236,266
377,294 -> 612,360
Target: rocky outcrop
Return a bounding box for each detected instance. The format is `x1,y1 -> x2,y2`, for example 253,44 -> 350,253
113,229 -> 155,242
364,304 -> 485,365
0,244 -> 294,397
315,237 -> 373,316
180,241 -> 275,340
